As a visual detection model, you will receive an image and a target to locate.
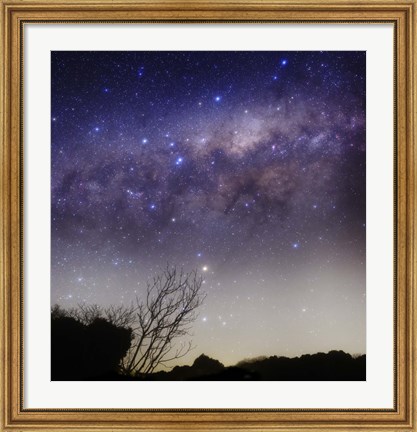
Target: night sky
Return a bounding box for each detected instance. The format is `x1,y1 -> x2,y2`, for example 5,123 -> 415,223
51,51 -> 366,366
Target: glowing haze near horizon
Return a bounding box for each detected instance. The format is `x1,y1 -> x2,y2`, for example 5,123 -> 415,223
51,51 -> 366,366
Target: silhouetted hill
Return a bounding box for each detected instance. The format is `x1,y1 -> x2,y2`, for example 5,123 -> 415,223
234,350 -> 366,380
141,354 -> 225,380
144,351 -> 365,381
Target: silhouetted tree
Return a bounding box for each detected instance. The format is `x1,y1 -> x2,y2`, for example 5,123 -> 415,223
124,266 -> 205,375
52,266 -> 205,378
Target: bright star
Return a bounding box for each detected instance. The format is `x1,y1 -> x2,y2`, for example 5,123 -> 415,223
292,243 -> 299,249
281,59 -> 288,66
202,266 -> 208,272
176,157 -> 184,165
215,96 -> 221,102
142,138 -> 148,144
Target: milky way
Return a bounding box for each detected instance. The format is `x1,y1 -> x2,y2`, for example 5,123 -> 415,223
51,51 -> 366,365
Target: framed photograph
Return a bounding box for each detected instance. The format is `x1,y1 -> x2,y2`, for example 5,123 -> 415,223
1,0 -> 416,431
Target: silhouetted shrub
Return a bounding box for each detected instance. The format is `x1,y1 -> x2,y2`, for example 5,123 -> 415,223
51,314 -> 132,380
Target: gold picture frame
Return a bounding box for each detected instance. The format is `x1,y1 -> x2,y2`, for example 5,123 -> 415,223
1,0 -> 416,430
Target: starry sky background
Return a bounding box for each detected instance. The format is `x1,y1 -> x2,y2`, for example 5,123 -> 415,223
51,51 -> 366,366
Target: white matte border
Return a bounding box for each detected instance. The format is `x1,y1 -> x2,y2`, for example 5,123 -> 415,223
24,23 -> 394,409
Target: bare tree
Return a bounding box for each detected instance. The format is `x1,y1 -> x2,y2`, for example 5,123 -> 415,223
52,266 -> 205,376
122,266 -> 205,375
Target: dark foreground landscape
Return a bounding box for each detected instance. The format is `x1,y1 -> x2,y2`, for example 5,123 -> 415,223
51,309 -> 365,381
140,352 -> 366,381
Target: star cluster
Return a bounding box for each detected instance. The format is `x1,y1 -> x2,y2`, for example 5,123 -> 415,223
52,51 -> 366,365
